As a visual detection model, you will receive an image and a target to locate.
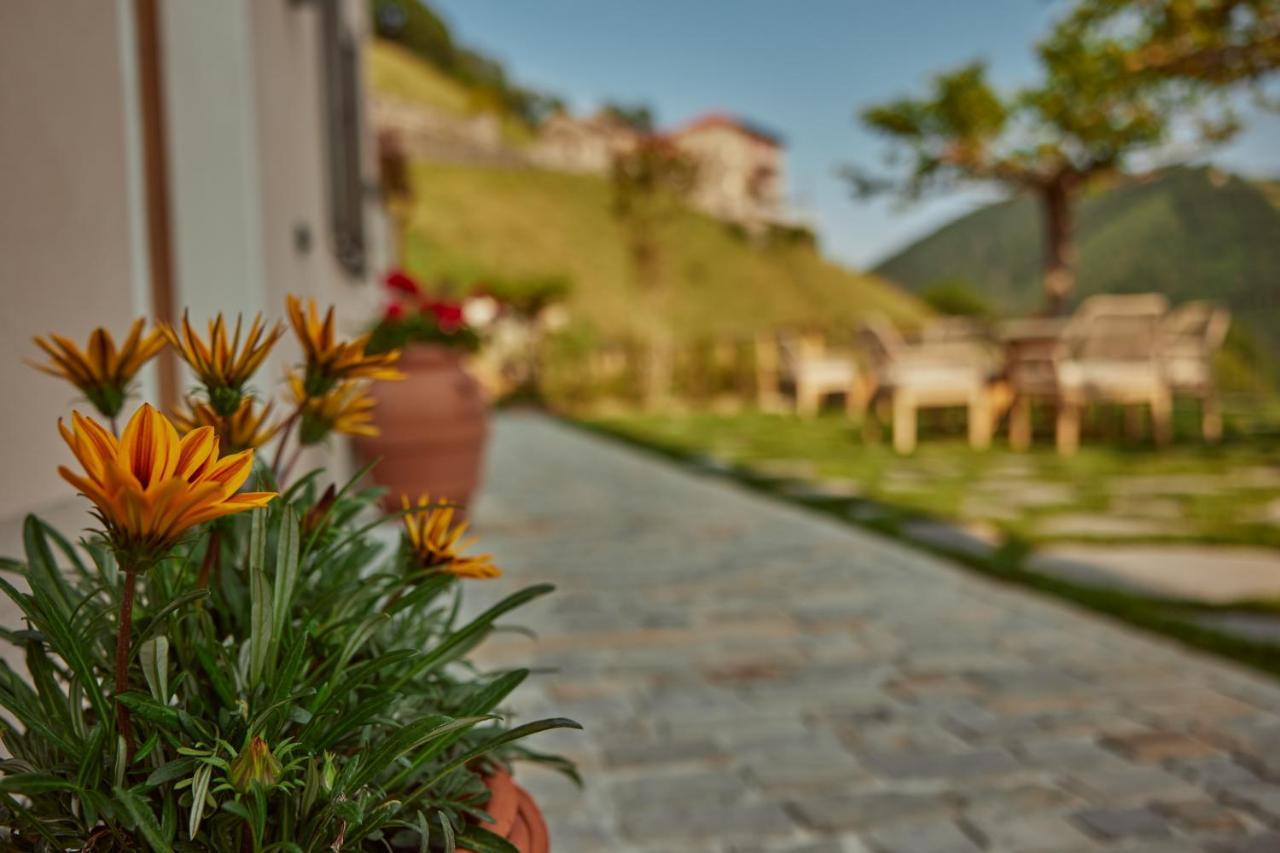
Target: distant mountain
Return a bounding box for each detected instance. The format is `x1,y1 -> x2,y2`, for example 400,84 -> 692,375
874,166 -> 1280,355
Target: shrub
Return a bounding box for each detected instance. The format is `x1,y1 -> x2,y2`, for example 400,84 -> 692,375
920,278 -> 996,318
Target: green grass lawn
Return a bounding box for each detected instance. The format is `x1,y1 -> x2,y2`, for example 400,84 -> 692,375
397,161 -> 926,344
584,408 -> 1280,550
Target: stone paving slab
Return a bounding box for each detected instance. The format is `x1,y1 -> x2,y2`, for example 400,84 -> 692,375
467,414 -> 1280,852
1032,544 -> 1280,604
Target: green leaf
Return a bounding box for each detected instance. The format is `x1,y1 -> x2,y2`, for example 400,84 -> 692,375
459,670 -> 529,717
380,672 -> 528,792
76,724 -> 108,790
454,826 -> 519,853
192,641 -> 236,707
0,772 -> 82,793
268,506 -> 300,676
0,791 -> 60,844
382,572 -> 454,617
408,717 -> 582,804
189,762 -> 213,840
352,714 -> 491,791
248,509 -> 273,688
391,585 -> 555,691
264,626 -> 311,710
34,516 -> 90,580
140,635 -> 170,702
116,691 -> 181,728
145,758 -> 195,789
134,589 -> 210,649
279,466 -> 324,503
0,575 -> 112,727
507,745 -> 583,787
300,458 -> 382,556
23,515 -> 74,620
24,638 -> 74,738
114,784 -> 175,852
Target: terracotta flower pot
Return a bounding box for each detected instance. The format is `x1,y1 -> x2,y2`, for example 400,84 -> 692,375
354,344 -> 489,514
455,767 -> 550,853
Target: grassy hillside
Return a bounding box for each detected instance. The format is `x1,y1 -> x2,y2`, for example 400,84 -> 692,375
366,39 -> 473,115
365,41 -> 532,144
875,166 -> 1280,354
399,162 -> 925,342
367,27 -> 924,344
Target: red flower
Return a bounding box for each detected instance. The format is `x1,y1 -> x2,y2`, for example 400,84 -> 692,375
383,269 -> 420,297
383,302 -> 405,322
424,300 -> 465,333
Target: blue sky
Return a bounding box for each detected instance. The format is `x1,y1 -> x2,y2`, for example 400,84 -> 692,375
427,0 -> 1280,269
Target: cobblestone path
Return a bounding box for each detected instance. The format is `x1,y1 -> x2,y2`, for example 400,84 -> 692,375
467,414 -> 1280,853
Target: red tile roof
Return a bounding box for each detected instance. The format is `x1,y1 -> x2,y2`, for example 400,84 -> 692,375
669,111 -> 783,147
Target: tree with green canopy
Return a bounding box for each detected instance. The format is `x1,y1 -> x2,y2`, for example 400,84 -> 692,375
611,137 -> 697,405
851,6 -> 1244,314
1055,0 -> 1279,85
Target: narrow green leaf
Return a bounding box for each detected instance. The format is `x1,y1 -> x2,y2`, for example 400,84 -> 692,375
115,784 -> 174,852
34,516 -> 90,580
300,458 -> 382,555
0,791 -> 60,843
379,672 -> 528,792
391,585 -> 555,692
140,635 -> 170,702
145,758 -> 195,789
23,515 -> 73,620
192,641 -> 235,707
461,670 -> 529,717
268,506 -> 300,676
0,773 -> 82,793
76,724 -> 108,790
407,718 -> 582,806
354,714 -> 491,791
248,509 -> 272,688
24,639 -> 74,737
189,763 -> 213,840
116,691 -> 181,728
0,575 -> 111,726
382,572 -> 454,617
134,589 -> 210,648
454,826 -> 519,853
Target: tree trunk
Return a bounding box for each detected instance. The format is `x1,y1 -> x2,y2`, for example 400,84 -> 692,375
1040,182 -> 1076,316
627,221 -> 673,409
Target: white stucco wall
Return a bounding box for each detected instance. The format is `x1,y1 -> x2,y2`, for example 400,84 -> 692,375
0,2 -> 149,519
0,0 -> 385,524
163,0 -> 266,323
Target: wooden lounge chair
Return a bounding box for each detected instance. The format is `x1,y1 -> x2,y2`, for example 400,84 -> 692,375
1014,293 -> 1171,455
1160,300 -> 1230,442
755,331 -> 862,417
858,317 -> 996,454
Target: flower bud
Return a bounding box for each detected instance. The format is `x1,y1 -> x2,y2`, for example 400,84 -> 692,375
229,736 -> 282,793
303,484 -> 339,535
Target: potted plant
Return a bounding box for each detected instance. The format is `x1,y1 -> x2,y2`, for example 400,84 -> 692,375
2,299 -> 578,850
355,270 -> 492,515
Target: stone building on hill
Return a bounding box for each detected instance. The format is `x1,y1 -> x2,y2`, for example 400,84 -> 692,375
667,112 -> 786,230
529,110 -> 642,174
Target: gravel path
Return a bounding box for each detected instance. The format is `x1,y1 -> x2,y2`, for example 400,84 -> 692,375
474,413 -> 1280,852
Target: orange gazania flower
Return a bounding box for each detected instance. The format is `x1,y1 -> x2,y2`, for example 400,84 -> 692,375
172,396 -> 281,453
286,295 -> 403,394
31,319 -> 166,418
400,494 -> 500,579
162,311 -> 285,414
58,404 -> 276,560
288,373 -> 378,443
